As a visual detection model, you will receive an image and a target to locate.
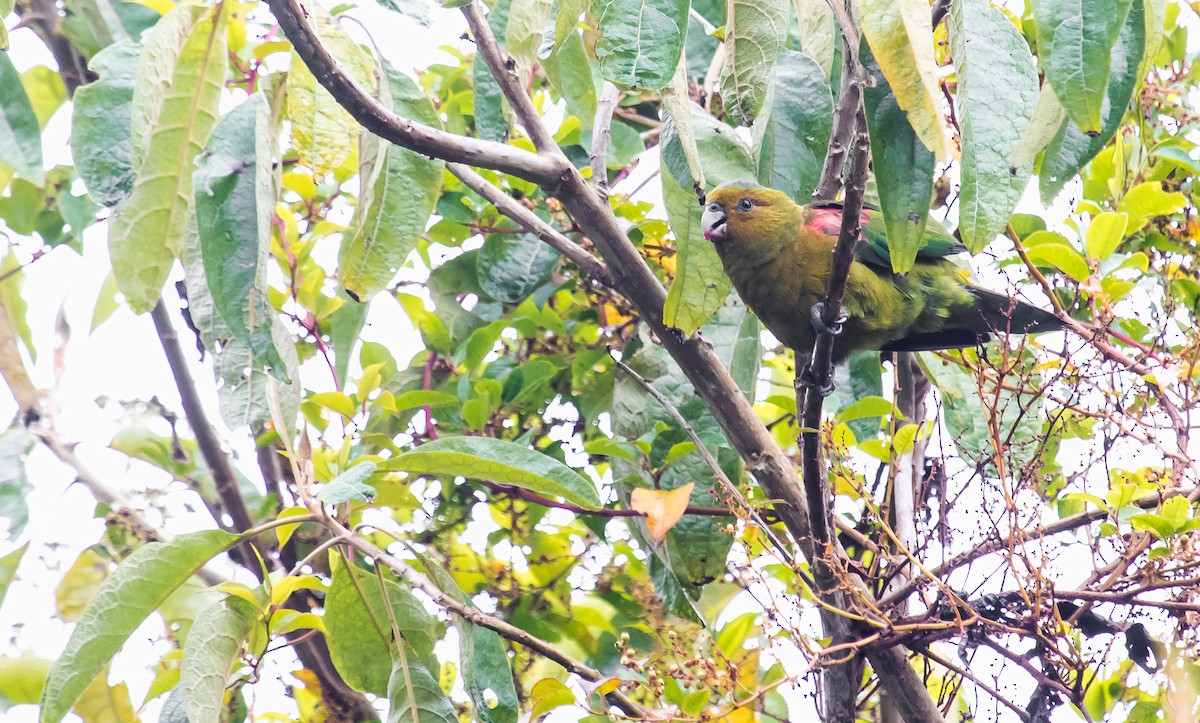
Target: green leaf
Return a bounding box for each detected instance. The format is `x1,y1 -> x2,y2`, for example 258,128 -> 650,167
1010,84 -> 1068,171
39,530 -> 238,723
1129,513 -> 1174,539
382,436 -> 600,507
319,461 -> 378,504
0,654 -> 50,708
835,396 -> 896,424
1038,0 -> 1145,203
1031,0 -> 1133,134
1159,494 -> 1191,532
752,50 -> 833,203
854,0 -> 946,157
181,597 -> 258,723
591,0 -> 689,90
1023,230 -> 1090,282
194,93 -> 285,375
0,426 -> 32,540
72,41 -> 140,207
286,11 -> 375,174
719,0 -> 789,125
950,0 -> 1038,252
20,66 -> 67,128
660,59 -> 703,189
1084,212 -> 1129,262
476,233 -> 560,304
325,551 -> 441,697
0,52 -> 45,185
340,63 -> 445,301
1117,181 -> 1186,232
109,4 -> 226,312
861,43 -> 934,273
530,678 -> 575,718
0,543 -> 26,609
386,656 -> 457,723
392,390 -> 460,411
458,617 -> 519,723
473,0 -> 513,142
792,0 -> 836,80
661,106 -> 755,333
541,30 -> 600,122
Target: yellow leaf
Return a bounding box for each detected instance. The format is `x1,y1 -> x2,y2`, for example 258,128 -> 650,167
55,549 -> 108,622
530,677 -> 575,718
630,482 -> 694,543
856,0 -> 948,158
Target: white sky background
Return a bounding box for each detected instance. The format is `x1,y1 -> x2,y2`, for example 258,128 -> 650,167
2,1 -> 1199,722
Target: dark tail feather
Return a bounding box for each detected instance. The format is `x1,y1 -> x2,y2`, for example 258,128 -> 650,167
969,287 -> 1064,334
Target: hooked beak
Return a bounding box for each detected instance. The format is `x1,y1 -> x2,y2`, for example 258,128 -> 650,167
702,202 -> 728,243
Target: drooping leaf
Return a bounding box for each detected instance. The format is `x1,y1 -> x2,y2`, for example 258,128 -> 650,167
854,0 -> 946,157
950,0 -> 1038,252
0,53 -> 45,186
324,551 -> 441,696
386,655 -> 457,723
0,426 -> 32,541
109,4 -> 227,312
181,597 -> 258,723
39,530 -> 239,723
72,41 -> 140,206
476,232 -> 560,304
792,0 -> 837,81
194,93 -> 285,374
591,0 -> 689,90
1038,0 -> 1145,203
1084,212 -> 1129,262
1009,84 -> 1068,171
719,0 -> 789,125
1031,0 -> 1133,134
472,0 -> 513,142
383,436 -> 600,507
752,50 -> 833,204
861,43 -> 934,273
286,9 -> 375,175
340,64 -> 445,301
661,106 -> 756,334
20,66 -> 67,128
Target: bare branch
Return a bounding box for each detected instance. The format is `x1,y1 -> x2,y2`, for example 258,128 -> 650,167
447,163 -> 614,286
461,1 -> 559,154
591,82 -> 621,193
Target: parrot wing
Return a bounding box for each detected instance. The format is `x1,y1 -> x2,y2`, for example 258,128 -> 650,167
808,202 -> 967,271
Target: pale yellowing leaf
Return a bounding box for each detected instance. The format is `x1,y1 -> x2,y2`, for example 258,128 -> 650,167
631,482 -> 694,543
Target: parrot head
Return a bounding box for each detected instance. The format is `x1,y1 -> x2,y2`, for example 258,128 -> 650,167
701,181 -> 802,248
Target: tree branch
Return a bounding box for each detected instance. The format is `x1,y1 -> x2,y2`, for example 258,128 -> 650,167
265,0 -> 563,185
591,82 -> 621,193
461,1 -> 559,154
446,163 -> 614,286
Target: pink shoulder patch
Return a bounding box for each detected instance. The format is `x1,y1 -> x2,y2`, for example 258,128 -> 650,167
807,207 -> 871,236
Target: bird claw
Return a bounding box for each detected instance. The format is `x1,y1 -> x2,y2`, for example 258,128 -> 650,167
797,362 -> 836,397
810,302 -> 848,336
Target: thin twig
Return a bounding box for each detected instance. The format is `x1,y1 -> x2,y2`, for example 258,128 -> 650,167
591,82 -> 621,194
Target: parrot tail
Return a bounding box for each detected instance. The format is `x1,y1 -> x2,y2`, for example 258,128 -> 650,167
969,287 -> 1065,335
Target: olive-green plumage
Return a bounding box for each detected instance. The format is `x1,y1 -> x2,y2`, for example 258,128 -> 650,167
701,181 -> 1063,363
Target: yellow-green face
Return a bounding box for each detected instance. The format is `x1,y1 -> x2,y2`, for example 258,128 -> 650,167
701,182 -> 799,249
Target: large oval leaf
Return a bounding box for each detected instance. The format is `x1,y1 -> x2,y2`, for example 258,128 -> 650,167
109,4 -> 226,313
1031,0 -> 1133,134
181,597 -> 258,723
861,43 -> 934,274
382,436 -> 600,507
661,106 -> 756,334
753,50 -> 833,204
71,41 -> 140,207
1038,0 -> 1145,203
950,0 -> 1038,251
591,0 -> 689,90
340,63 -> 445,301
719,0 -> 789,125
39,530 -> 238,723
0,52 -> 45,186
194,93 -> 285,374
855,0 -> 947,158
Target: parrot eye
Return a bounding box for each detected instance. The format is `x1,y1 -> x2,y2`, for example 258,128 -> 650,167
737,198 -> 753,211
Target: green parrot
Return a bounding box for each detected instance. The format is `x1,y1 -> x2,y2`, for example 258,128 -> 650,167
700,180 -> 1063,374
